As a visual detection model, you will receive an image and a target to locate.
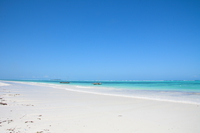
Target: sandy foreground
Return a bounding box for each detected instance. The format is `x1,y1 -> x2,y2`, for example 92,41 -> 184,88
0,81 -> 200,133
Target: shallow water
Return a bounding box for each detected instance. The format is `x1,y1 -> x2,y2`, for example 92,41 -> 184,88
2,80 -> 200,104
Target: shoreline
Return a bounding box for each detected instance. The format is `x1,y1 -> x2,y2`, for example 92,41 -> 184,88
1,81 -> 200,133
3,80 -> 200,105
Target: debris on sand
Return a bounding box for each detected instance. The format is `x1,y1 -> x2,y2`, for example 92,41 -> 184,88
0,102 -> 7,105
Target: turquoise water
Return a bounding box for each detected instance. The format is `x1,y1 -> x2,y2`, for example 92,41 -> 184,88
3,80 -> 200,104
14,80 -> 200,92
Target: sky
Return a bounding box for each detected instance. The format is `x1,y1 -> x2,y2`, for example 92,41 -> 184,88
0,0 -> 200,80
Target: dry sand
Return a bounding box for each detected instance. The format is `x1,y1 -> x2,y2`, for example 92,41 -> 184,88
0,81 -> 200,133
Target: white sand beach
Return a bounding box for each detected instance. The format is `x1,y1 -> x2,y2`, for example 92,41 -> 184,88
0,81 -> 200,133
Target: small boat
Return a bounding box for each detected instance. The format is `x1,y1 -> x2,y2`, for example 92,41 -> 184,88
93,83 -> 102,85
60,82 -> 70,84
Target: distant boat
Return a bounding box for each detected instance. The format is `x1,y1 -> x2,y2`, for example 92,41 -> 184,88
93,83 -> 102,85
60,82 -> 70,84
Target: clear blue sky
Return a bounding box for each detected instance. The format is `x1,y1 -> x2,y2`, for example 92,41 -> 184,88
0,0 -> 200,80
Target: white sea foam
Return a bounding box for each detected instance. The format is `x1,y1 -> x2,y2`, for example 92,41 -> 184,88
0,82 -> 10,86
75,86 -> 92,88
36,83 -> 199,105
31,82 -> 200,105
61,87 -> 200,105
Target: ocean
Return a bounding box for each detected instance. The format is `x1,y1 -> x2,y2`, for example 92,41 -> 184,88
2,80 -> 200,104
